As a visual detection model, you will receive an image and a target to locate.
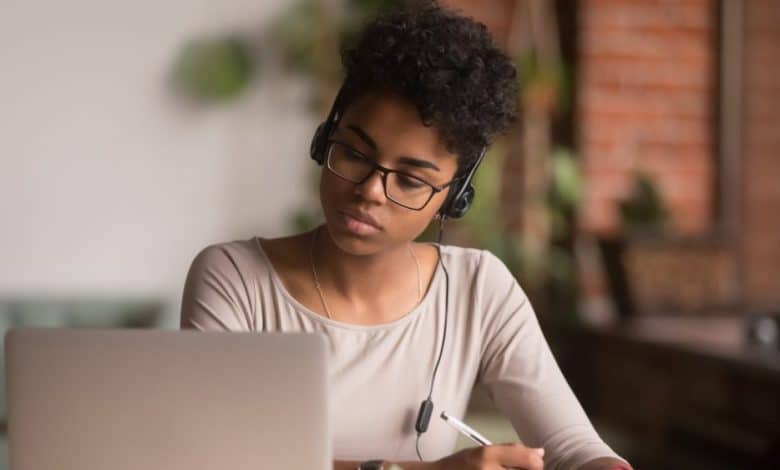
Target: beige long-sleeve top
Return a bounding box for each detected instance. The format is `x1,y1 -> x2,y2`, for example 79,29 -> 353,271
179,237 -> 625,469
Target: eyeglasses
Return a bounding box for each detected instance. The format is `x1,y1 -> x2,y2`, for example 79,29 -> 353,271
325,140 -> 461,211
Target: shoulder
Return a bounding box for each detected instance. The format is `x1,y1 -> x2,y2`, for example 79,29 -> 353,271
181,238 -> 267,331
438,244 -> 514,283
187,233 -> 313,289
187,237 -> 269,283
438,244 -> 528,311
190,237 -> 260,266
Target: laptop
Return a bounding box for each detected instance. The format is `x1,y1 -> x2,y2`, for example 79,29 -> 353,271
4,328 -> 330,470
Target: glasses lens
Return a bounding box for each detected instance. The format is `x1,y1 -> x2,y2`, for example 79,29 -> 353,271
327,143 -> 373,182
387,172 -> 434,210
327,141 -> 435,210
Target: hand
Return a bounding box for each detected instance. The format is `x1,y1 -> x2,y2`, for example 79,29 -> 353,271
431,443 -> 545,470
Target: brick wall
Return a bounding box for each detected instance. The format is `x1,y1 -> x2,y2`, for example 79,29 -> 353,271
742,0 -> 780,308
578,0 -> 716,236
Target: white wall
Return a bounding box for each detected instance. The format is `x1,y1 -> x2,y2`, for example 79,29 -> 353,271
0,0 -> 319,324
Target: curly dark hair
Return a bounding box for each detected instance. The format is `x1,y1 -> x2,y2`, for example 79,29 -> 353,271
339,1 -> 518,174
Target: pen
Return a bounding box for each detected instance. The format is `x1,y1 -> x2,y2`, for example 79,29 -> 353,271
440,411 -> 492,446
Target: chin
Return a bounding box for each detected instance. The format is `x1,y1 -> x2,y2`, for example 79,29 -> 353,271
321,220 -> 385,256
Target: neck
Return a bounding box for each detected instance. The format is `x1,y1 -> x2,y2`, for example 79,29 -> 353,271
311,225 -> 416,302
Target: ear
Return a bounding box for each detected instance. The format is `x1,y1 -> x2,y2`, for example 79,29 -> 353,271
432,193 -> 449,220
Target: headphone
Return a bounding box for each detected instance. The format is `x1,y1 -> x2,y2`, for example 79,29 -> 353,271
310,81 -> 487,221
310,80 -> 488,460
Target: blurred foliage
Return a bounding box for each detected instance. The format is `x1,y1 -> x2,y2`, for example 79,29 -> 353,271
172,35 -> 254,102
270,0 -> 321,74
517,52 -> 571,114
271,0 -> 404,76
349,0 -> 404,12
169,0 -> 404,105
0,298 -> 166,329
288,163 -> 324,233
458,142 -> 511,259
289,211 -> 320,233
454,142 -> 583,288
522,147 -> 582,283
618,172 -> 669,236
546,149 -> 583,326
549,147 -> 582,238
340,0 -> 406,46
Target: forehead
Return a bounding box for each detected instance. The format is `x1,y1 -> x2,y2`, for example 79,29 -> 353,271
335,89 -> 457,167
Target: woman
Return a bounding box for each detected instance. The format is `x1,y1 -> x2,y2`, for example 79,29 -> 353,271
180,3 -> 631,470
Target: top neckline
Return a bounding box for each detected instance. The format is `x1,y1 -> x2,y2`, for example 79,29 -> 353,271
252,236 -> 446,332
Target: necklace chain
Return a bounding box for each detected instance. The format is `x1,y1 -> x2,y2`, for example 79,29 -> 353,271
309,226 -> 422,321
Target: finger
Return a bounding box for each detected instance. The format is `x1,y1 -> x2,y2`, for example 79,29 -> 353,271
491,443 -> 545,470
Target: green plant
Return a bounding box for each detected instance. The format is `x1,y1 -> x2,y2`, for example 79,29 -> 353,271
270,0 -> 321,74
618,172 -> 669,235
516,52 -> 571,114
549,147 -> 582,238
172,35 -> 254,102
271,0 -> 403,77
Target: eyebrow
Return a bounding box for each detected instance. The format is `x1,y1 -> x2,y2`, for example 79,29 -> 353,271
346,124 -> 441,172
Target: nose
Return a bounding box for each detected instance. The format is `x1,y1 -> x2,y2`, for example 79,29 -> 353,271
354,169 -> 388,204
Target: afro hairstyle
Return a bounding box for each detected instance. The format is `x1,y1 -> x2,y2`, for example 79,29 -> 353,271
337,1 -> 519,175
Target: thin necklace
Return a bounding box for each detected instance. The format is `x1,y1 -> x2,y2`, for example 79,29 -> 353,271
309,226 -> 422,321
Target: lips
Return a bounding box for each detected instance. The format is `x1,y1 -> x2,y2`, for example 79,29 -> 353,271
339,209 -> 383,231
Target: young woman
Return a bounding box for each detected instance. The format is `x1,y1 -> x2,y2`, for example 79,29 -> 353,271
180,3 -> 631,470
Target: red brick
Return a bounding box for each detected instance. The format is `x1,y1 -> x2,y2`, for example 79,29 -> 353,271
580,87 -> 711,119
581,29 -> 712,61
581,0 -> 713,32
582,57 -> 712,90
638,141 -> 711,161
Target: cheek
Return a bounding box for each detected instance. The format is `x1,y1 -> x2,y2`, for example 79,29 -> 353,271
318,170 -> 330,199
319,170 -> 349,205
428,187 -> 450,216
392,186 -> 449,232
400,193 -> 448,240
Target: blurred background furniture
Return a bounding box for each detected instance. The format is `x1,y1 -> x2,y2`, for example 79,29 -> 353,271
566,315 -> 780,469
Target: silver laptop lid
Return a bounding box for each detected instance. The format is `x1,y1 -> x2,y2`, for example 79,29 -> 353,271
5,328 -> 330,470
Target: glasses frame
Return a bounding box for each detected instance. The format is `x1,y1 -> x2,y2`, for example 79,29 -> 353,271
325,140 -> 462,211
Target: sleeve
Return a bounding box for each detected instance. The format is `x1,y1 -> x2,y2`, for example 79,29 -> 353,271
476,251 -> 626,470
179,243 -> 256,332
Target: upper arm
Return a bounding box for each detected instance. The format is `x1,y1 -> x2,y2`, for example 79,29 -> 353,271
179,244 -> 256,332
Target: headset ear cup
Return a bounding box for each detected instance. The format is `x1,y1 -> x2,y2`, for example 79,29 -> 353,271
311,82 -> 349,166
310,122 -> 327,165
448,185 -> 474,219
438,179 -> 475,220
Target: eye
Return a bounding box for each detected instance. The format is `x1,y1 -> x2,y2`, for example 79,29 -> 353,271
332,142 -> 365,161
396,174 -> 427,189
345,146 -> 370,162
